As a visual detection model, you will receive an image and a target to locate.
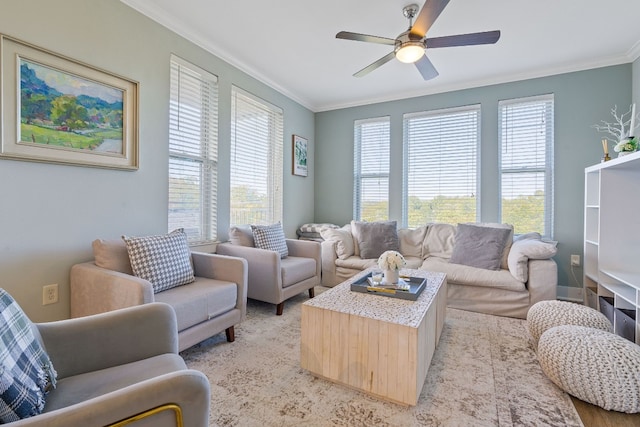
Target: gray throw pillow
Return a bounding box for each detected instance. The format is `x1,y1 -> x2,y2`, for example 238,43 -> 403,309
450,223 -> 511,270
351,220 -> 399,259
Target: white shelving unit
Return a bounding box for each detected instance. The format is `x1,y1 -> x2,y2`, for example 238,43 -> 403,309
583,151 -> 640,344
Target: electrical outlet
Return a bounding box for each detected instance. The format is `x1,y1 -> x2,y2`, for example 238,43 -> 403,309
570,254 -> 580,267
42,284 -> 58,305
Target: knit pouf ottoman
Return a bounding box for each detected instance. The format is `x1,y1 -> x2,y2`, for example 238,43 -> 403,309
538,325 -> 640,413
526,300 -> 612,345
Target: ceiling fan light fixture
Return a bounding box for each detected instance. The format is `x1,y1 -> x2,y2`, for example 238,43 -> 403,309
395,41 -> 424,63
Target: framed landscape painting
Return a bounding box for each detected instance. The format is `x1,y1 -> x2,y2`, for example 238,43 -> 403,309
292,134 -> 308,177
0,35 -> 139,170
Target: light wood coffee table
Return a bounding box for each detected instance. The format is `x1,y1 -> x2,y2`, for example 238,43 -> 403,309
300,268 -> 447,406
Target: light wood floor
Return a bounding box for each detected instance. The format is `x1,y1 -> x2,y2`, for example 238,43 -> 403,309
572,397 -> 640,427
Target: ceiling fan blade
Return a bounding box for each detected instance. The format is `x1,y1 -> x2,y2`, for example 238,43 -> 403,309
410,0 -> 450,38
426,30 -> 501,48
414,55 -> 439,81
353,52 -> 396,78
336,31 -> 396,46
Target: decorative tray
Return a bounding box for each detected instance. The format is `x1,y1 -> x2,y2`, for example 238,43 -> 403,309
350,272 -> 426,301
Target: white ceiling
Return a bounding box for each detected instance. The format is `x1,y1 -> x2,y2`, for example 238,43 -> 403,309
122,0 -> 640,112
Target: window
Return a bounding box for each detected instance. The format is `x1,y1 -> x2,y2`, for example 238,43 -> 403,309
168,55 -> 218,244
402,105 -> 480,227
499,95 -> 554,237
353,117 -> 390,221
230,86 -> 283,226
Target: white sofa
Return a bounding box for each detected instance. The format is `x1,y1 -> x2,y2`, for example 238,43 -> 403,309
320,222 -> 558,319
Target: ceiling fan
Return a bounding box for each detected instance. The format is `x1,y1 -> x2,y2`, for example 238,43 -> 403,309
336,0 -> 501,80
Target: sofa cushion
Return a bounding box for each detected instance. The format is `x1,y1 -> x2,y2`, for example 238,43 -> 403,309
123,229 -> 195,293
320,227 -> 354,260
154,277 -> 237,332
422,257 -> 526,291
229,225 -> 254,247
422,223 -> 457,259
398,226 -> 427,259
508,238 -> 558,282
450,223 -> 511,271
251,223 -> 288,258
351,220 -> 399,259
92,238 -> 134,275
281,256 -> 317,287
336,256 -> 378,270
403,256 -> 423,269
341,224 -> 360,257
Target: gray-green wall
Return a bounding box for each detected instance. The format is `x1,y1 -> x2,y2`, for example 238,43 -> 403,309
634,57 -> 640,105
314,65 -> 632,292
0,0 -> 314,321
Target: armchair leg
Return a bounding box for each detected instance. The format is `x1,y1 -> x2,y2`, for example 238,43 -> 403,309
308,288 -> 315,298
225,326 -> 235,342
276,302 -> 284,316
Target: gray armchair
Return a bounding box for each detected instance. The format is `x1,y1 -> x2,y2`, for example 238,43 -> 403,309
216,230 -> 320,315
16,302 -> 209,426
70,238 -> 248,351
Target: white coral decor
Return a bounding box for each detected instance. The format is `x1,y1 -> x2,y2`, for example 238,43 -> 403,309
378,250 -> 406,271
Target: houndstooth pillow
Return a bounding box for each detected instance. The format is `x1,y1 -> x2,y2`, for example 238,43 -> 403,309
251,223 -> 288,258
122,229 -> 195,293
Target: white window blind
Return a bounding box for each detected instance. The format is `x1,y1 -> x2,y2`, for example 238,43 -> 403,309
354,117 -> 390,221
230,86 -> 283,226
403,105 -> 480,227
168,55 -> 218,244
499,94 -> 554,237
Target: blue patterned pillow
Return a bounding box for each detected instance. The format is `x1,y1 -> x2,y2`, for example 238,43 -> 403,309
0,365 -> 43,422
251,223 -> 288,258
123,229 -> 195,293
0,289 -> 56,422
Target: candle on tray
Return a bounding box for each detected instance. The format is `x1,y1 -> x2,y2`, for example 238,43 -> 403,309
630,103 -> 636,137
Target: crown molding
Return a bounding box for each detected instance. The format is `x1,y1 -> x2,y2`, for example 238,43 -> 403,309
315,54 -> 633,112
121,1 -> 639,113
627,39 -> 640,62
120,0 -> 315,111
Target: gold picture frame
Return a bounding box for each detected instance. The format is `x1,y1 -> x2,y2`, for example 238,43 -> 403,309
292,134 -> 307,177
0,34 -> 139,170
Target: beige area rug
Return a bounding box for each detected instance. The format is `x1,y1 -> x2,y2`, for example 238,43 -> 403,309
181,289 -> 584,427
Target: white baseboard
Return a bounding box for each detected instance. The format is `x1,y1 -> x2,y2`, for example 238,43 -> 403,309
556,285 -> 583,303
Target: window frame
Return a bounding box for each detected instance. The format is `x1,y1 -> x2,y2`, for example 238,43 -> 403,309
229,85 -> 284,226
402,104 -> 481,228
498,94 -> 554,238
353,116 -> 391,222
168,55 -> 218,245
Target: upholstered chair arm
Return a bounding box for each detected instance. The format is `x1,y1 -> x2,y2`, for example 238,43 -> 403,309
36,303 -> 178,379
321,240 -> 340,286
70,262 -> 154,318
191,252 -> 248,316
527,258 -> 558,307
216,243 -> 282,291
10,369 -> 210,427
286,239 -> 321,277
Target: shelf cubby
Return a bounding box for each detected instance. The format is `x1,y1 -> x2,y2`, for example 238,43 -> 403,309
584,151 -> 640,345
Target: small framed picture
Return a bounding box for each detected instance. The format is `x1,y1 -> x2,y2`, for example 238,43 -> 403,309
292,134 -> 308,177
